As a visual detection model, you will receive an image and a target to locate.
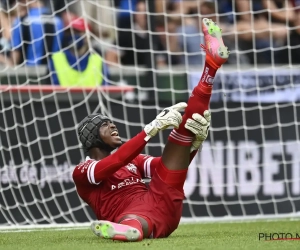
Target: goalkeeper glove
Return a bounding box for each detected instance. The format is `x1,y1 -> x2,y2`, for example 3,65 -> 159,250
144,102 -> 187,141
185,110 -> 211,152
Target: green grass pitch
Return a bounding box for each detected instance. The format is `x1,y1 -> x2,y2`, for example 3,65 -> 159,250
1,220 -> 300,250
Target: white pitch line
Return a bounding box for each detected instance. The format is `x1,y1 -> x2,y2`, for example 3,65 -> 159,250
0,227 -> 89,233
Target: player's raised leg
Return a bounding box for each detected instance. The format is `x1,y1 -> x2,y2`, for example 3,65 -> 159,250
162,18 -> 229,173
171,18 -> 229,144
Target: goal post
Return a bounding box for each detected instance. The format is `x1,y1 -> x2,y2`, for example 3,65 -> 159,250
1,0 -> 300,228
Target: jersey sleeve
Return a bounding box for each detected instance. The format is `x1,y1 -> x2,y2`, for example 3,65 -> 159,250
72,159 -> 101,186
134,154 -> 161,178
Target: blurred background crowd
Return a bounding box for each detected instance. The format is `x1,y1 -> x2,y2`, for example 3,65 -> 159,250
0,0 -> 299,87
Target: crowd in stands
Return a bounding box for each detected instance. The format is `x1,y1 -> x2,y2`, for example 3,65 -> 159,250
0,0 -> 299,87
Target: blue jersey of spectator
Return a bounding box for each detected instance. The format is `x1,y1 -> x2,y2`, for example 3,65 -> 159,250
118,0 -> 137,18
116,0 -> 138,28
11,6 -> 64,65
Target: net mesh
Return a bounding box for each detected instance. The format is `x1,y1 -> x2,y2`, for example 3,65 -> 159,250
0,0 -> 300,227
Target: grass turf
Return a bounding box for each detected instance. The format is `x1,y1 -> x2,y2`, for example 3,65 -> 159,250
1,220 -> 300,250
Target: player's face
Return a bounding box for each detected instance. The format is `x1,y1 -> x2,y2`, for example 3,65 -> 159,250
99,121 -> 122,148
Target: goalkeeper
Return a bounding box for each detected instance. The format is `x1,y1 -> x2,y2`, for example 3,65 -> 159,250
72,18 -> 229,241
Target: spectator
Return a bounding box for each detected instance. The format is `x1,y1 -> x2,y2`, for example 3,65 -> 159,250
9,0 -> 64,66
155,15 -> 181,66
216,0 -> 234,24
78,0 -> 116,42
235,0 -> 294,43
262,0 -> 296,25
175,1 -> 213,66
287,0 -> 300,64
155,0 -> 200,15
0,0 -> 19,47
42,0 -> 78,17
261,0 -> 297,64
234,0 -> 293,64
115,0 -> 138,29
106,0 -> 151,66
0,0 -> 26,65
107,0 -> 181,67
70,0 -> 116,60
49,17 -> 108,87
107,0 -> 160,101
176,1 -> 230,66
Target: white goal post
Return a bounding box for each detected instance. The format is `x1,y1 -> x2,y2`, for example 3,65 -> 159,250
1,0 -> 300,228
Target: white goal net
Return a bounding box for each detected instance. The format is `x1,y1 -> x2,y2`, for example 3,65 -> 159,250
1,0 -> 300,228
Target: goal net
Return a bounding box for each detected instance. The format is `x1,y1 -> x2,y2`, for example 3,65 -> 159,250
1,0 -> 300,228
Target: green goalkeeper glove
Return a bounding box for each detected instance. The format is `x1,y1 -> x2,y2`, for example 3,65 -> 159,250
144,102 -> 187,141
185,110 -> 211,152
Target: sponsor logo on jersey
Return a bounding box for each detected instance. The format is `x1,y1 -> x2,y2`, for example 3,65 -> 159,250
126,163 -> 137,174
111,177 -> 145,190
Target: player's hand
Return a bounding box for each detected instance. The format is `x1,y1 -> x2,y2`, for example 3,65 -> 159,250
185,110 -> 211,152
144,102 -> 187,141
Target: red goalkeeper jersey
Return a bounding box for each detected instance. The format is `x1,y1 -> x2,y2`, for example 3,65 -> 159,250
73,154 -> 156,221
73,130 -> 198,237
72,131 -> 156,222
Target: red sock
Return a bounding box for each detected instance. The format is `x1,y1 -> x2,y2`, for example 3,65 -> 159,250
188,60 -> 218,116
120,218 -> 143,241
169,61 -> 218,146
141,216 -> 153,238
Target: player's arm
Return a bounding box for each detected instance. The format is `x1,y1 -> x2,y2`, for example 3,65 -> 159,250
73,103 -> 187,185
73,132 -> 155,186
185,110 -> 211,163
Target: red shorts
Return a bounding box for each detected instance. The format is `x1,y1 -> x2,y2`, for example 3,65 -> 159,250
114,169 -> 185,238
